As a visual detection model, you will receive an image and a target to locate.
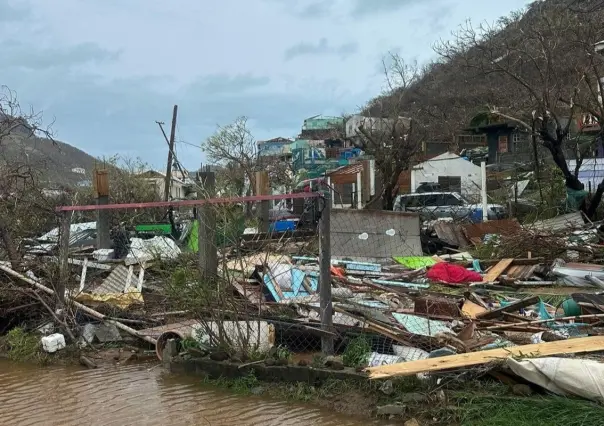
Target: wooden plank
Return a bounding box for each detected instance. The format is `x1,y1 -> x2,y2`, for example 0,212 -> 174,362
476,295 -> 540,320
461,300 -> 487,319
78,257 -> 88,292
482,258 -> 514,283
56,192 -> 322,212
366,336 -> 604,379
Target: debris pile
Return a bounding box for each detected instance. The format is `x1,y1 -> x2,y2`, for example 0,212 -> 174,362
2,205 -> 604,404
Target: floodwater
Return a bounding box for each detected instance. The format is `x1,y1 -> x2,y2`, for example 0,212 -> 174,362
0,360 -> 390,426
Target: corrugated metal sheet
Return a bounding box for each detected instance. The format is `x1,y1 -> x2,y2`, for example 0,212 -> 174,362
88,265 -> 133,294
463,219 -> 522,241
530,212 -> 585,232
433,221 -> 469,247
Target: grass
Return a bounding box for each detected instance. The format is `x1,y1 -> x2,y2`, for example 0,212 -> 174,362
199,370 -> 604,425
342,336 -> 372,368
1,327 -> 50,365
454,394 -> 604,426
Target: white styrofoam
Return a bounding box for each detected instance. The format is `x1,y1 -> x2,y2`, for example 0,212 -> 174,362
41,333 -> 66,353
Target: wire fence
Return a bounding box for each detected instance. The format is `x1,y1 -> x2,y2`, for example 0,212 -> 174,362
47,186 -> 477,370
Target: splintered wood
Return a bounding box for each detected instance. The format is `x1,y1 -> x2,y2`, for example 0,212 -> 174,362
482,258 -> 514,283
365,336 -> 604,379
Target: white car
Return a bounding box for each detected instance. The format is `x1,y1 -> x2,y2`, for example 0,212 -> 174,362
393,192 -> 506,221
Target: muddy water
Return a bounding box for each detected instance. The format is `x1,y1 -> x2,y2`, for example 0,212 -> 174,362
0,360 -> 390,426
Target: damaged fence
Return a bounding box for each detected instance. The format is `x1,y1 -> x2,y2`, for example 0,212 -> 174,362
8,174 -> 604,399
51,190 -> 340,357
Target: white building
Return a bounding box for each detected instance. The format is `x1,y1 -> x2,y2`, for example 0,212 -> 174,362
411,152 -> 482,200
568,158 -> 604,192
138,170 -> 186,200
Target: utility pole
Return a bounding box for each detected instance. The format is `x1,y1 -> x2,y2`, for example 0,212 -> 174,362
163,105 -> 178,202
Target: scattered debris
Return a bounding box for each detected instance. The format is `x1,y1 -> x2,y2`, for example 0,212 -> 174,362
41,333 -> 66,353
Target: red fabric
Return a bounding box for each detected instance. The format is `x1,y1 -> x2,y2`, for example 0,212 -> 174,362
426,262 -> 482,284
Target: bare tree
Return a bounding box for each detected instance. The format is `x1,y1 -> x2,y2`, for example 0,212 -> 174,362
0,86 -> 56,268
435,2 -> 604,218
356,55 -> 425,210
202,117 -> 258,197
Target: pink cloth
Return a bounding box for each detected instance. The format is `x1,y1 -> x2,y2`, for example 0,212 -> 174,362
426,262 -> 482,284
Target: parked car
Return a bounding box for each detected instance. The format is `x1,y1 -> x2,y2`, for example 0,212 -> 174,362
393,191 -> 506,221
416,182 -> 442,193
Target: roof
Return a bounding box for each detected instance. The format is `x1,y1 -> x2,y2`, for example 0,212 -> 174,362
327,163 -> 364,177
413,152 -> 480,168
327,163 -> 364,185
257,137 -> 292,145
138,170 -> 185,184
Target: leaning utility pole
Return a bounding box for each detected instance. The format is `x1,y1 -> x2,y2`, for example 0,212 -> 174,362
164,105 -> 178,201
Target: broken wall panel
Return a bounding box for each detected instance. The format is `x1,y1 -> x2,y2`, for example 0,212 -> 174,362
330,209 -> 422,260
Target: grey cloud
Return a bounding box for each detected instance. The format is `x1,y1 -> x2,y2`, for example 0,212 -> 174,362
296,1 -> 333,18
284,38 -> 358,60
0,40 -> 119,70
263,0 -> 334,19
0,1 -> 28,21
188,74 -> 270,96
3,64 -> 371,169
350,0 -> 425,18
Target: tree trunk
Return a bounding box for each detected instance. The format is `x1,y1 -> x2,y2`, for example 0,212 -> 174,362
0,218 -> 21,269
587,181 -> 604,220
382,182 -> 396,210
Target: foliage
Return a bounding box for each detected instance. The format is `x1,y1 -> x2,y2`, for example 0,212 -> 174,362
456,394 -> 604,426
202,117 -> 294,197
207,370 -> 261,394
3,327 -> 48,364
274,345 -> 292,363
342,336 -> 372,368
72,155 -> 163,226
356,56 -> 425,210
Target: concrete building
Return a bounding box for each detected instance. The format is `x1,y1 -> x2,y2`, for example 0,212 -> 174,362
138,170 -> 186,200
345,115 -> 411,140
411,152 -> 482,200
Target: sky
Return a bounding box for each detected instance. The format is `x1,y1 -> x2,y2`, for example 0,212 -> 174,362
1,0 -> 531,171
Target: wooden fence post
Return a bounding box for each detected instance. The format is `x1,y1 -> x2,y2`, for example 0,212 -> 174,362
255,171 -> 270,233
198,170 -> 217,281
94,169 -> 111,249
58,212 -> 71,307
319,195 -> 334,354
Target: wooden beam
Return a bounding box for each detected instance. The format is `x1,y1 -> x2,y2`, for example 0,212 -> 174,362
476,295 -> 540,320
366,336 -> 604,379
482,258 -> 514,282
56,192 -> 321,212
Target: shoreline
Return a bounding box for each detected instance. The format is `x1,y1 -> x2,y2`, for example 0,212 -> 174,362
163,354 -> 604,425
2,331 -> 604,426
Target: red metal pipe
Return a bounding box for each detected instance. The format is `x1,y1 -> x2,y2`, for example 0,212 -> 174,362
56,192 -> 321,212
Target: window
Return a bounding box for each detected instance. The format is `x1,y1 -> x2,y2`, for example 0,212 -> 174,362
422,195 -> 440,207
438,176 -> 462,193
443,194 -> 463,206
512,131 -> 526,153
401,195 -> 422,208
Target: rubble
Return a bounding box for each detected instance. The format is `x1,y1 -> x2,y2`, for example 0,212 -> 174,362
4,196 -> 604,408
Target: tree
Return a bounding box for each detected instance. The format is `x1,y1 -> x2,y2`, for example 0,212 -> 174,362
202,117 -> 295,197
355,56 -> 425,210
203,117 -> 257,197
435,1 -> 604,218
0,86 -> 56,268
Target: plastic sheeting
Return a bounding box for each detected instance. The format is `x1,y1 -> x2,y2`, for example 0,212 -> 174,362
507,357 -> 604,403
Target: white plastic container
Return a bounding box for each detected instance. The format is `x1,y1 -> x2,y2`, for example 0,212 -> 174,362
93,249 -> 114,261
41,333 -> 66,353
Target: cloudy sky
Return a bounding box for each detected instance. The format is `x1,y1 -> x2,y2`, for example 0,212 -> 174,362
1,0 -> 530,170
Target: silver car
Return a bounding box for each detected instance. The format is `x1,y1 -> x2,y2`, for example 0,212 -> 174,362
393,191 -> 506,221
